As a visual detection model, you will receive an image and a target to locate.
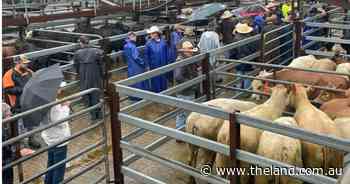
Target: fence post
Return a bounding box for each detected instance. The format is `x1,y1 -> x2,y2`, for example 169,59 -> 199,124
294,18 -> 302,58
202,53 -> 211,101
259,30 -> 266,63
229,111 -> 240,184
108,83 -> 124,184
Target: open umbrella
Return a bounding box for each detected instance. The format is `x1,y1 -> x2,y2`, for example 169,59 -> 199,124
184,3 -> 227,26
20,64 -> 64,130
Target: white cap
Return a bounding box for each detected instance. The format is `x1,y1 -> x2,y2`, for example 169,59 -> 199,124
147,26 -> 161,34
60,81 -> 67,88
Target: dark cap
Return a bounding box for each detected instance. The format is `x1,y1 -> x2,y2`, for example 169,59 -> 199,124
78,36 -> 89,44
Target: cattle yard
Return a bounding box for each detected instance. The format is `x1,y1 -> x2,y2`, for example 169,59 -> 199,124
2,1 -> 350,184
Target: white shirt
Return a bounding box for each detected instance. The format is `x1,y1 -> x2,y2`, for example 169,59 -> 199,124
41,103 -> 71,146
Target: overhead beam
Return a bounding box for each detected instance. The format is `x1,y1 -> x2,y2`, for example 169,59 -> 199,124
3,6 -> 133,27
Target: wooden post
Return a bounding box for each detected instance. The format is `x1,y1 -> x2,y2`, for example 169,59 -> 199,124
108,83 -> 124,184
201,54 -> 211,101
229,112 -> 240,184
294,18 -> 302,58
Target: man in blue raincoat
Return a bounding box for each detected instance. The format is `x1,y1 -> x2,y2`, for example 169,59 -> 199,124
144,26 -> 169,93
123,32 -> 149,101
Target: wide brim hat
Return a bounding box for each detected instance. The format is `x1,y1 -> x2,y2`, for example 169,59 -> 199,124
19,55 -> 31,64
178,41 -> 199,52
265,2 -> 279,9
233,23 -> 253,34
221,10 -> 233,19
147,26 -> 161,34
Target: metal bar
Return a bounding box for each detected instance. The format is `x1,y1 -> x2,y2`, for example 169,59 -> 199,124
117,85 -> 229,120
21,140 -> 105,184
119,113 -> 229,155
305,49 -> 350,59
62,158 -> 106,184
121,166 -> 166,184
210,35 -> 260,55
265,49 -> 293,64
3,103 -> 102,146
108,83 -> 124,184
118,53 -> 206,86
265,30 -> 293,45
303,27 -> 322,36
264,23 -> 293,37
229,112 -> 239,184
265,40 -> 293,57
218,59 -> 350,77
108,66 -> 128,74
216,71 -> 346,94
304,22 -> 350,30
3,121 -> 103,170
302,40 -> 317,49
123,133 -> 172,166
305,36 -> 350,44
3,88 -> 100,123
28,38 -> 74,45
120,75 -> 205,113
121,141 -> 229,184
117,85 -> 350,152
34,28 -> 103,39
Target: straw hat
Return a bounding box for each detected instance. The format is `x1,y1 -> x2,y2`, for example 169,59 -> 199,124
233,23 -> 253,34
265,2 -> 279,9
19,55 -> 31,64
147,26 -> 161,34
221,10 -> 233,19
179,41 -> 198,52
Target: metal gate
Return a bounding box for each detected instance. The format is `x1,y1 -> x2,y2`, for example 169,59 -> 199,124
2,88 -> 110,184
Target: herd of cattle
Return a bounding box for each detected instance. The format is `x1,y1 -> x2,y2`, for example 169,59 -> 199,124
182,47 -> 350,183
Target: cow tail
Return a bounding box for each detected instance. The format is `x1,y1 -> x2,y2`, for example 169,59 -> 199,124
192,125 -> 199,168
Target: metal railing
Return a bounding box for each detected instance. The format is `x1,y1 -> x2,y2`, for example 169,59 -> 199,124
260,23 -> 294,64
2,88 -> 110,184
108,33 -> 350,184
301,8 -> 350,58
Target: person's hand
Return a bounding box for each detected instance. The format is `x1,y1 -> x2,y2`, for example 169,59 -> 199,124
63,100 -> 71,106
20,148 -> 34,156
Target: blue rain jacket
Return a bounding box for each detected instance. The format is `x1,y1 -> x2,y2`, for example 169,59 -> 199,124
144,38 -> 168,93
123,39 -> 149,98
168,31 -> 183,63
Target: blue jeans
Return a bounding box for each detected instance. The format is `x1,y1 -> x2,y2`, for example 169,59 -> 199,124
176,95 -> 194,129
236,70 -> 251,89
2,167 -> 13,184
45,145 -> 67,184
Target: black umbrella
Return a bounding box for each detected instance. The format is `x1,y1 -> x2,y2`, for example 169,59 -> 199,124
20,64 -> 64,129
183,3 -> 227,26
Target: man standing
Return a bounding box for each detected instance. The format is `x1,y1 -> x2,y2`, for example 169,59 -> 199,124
218,11 -> 237,59
3,55 -> 33,113
144,26 -> 169,93
74,36 -> 104,121
123,32 -> 149,101
198,22 -> 221,68
174,41 -> 199,142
